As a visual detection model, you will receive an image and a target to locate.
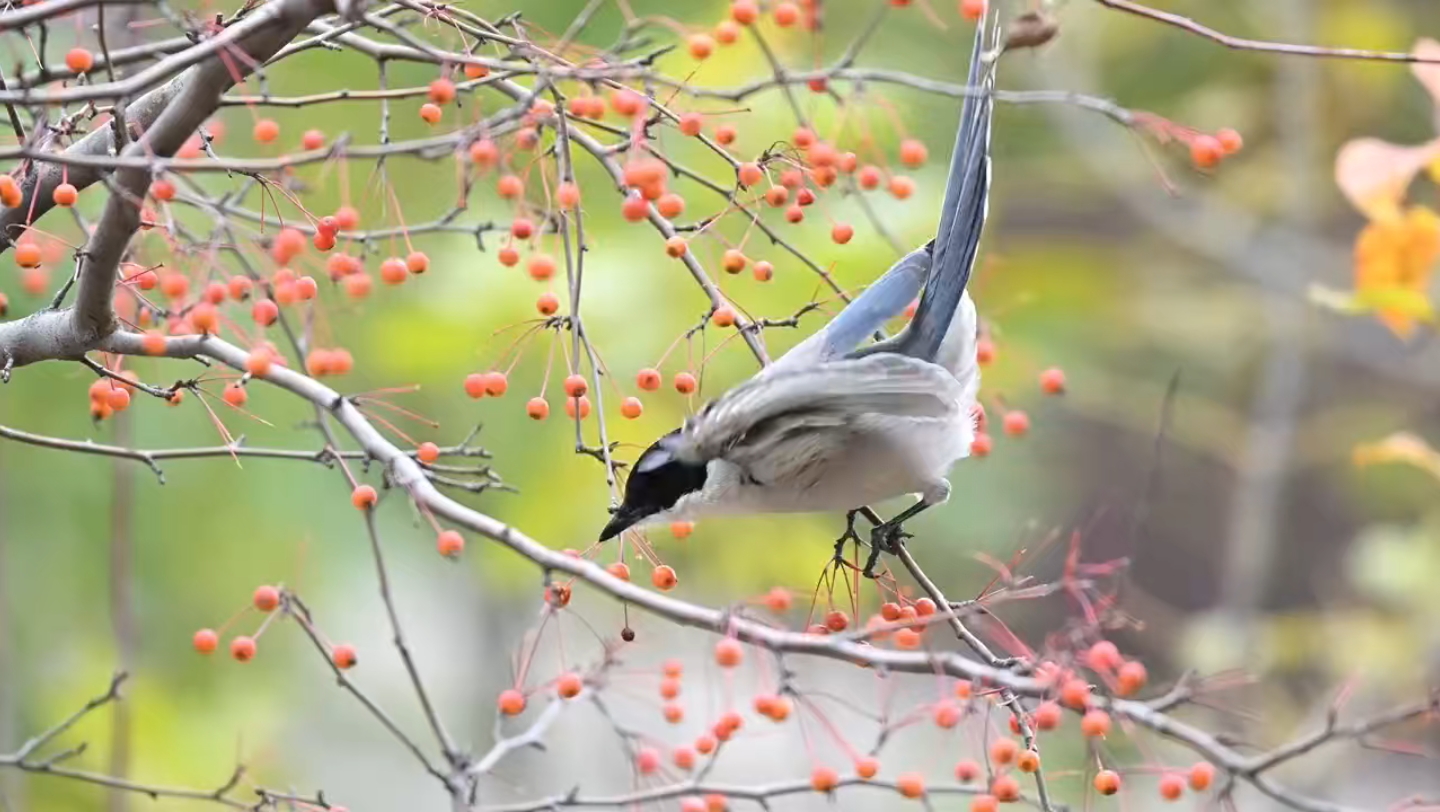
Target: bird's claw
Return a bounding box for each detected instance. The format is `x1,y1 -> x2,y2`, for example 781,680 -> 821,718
861,522 -> 910,578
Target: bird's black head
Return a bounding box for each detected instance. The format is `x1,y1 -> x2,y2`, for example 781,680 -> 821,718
599,430 -> 709,541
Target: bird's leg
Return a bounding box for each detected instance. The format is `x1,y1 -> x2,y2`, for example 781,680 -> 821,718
863,499 -> 934,578
832,509 -> 866,569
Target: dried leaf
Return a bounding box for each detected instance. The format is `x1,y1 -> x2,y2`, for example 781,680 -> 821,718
1334,138 -> 1440,221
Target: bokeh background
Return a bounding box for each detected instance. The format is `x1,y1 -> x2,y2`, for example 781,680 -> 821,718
2,0 -> 1440,809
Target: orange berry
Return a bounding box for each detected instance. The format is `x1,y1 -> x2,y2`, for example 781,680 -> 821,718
351,484 -> 378,510
483,371 -> 508,396
665,236 -> 688,257
810,766 -> 839,793
221,382 -> 247,408
470,138 -> 499,167
773,1 -> 799,26
674,372 -> 698,394
651,565 -> 678,590
752,260 -> 774,282
65,47 -> 93,73
896,772 -> 925,799
536,292 -> 560,315
230,636 -> 257,662
344,273 -> 372,299
1002,410 -> 1030,437
463,61 -> 490,79
563,395 -> 591,419
332,643 -> 358,669
730,0 -> 759,24
252,585 -> 280,612
960,0 -> 986,21
714,637 -> 743,667
193,628 -> 219,654
715,20 -> 740,44
656,193 -> 685,218
556,182 -> 581,209
888,175 -> 915,199
1216,127 -> 1244,155
406,251 -> 429,274
253,119 -> 280,143
620,396 -> 644,419
711,305 -> 737,327
933,701 -> 962,728
527,254 -> 556,280
831,223 -> 854,244
419,103 -> 443,124
301,129 -> 325,150
954,760 -> 981,782
899,138 -> 928,167
1016,749 -> 1040,773
893,627 -> 922,649
636,368 -> 662,390
1033,701 -> 1062,730
464,373 -> 488,399
1190,135 -> 1223,169
526,397 -> 549,420
14,242 -> 41,268
1159,773 -> 1185,801
1188,761 -> 1215,792
610,88 -> 646,117
1039,366 -> 1066,394
666,705 -> 686,725
970,795 -> 998,812
556,671 -> 583,699
784,204 -> 804,223
563,374 -> 588,398
970,433 -> 993,457
764,185 -> 789,207
52,183 -> 77,207
436,530 -> 464,557
1080,709 -> 1112,738
428,77 -> 456,104
497,174 -> 524,198
764,587 -> 792,612
991,775 -> 1020,803
1087,640 -> 1122,670
1116,660 -> 1147,696
990,737 -> 1019,765
855,756 -> 879,779
714,124 -> 737,145
497,246 -> 520,266
688,33 -> 716,59
1094,769 -> 1121,795
497,688 -> 527,715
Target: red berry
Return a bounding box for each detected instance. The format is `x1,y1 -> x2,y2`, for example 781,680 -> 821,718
831,223 -> 854,244
65,47 -> 93,74
1159,773 -> 1185,801
960,0 -> 986,21
230,636 -> 257,661
1190,135 -> 1224,169
1117,659 -> 1148,695
419,103 -> 443,124
428,77 -> 456,104
437,530 -> 464,557
673,372 -> 698,394
1081,709 -> 1112,738
526,397 -> 549,420
1188,761 -> 1215,792
810,766 -> 839,793
253,119 -> 280,143
896,772 -> 925,799
989,738 -> 1018,765
193,628 -> 219,654
1216,128 -> 1244,155
563,374 -> 588,398
497,689 -> 526,715
52,183 -> 78,207
252,585 -> 280,612
651,565 -> 678,590
636,368 -> 662,390
730,0 -> 759,24
1039,366 -> 1066,394
556,672 -> 583,699
351,484 -> 378,510
714,638 -> 743,667
1002,410 -> 1031,437
1094,770 -> 1121,795
332,643 -> 358,669
620,397 -> 644,419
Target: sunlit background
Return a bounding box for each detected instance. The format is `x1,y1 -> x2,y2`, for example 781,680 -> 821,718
2,0 -> 1439,809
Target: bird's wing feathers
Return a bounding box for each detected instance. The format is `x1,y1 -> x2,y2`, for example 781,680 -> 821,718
676,354 -> 963,485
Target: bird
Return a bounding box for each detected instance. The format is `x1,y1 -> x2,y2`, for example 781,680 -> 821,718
598,10 -> 998,574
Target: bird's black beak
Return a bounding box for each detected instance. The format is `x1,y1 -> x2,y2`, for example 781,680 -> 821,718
599,505 -> 647,542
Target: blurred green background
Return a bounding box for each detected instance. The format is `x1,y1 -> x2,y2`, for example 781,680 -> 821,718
2,0 -> 1440,809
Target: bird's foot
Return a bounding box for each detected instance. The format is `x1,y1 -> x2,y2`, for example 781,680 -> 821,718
862,522 -> 912,578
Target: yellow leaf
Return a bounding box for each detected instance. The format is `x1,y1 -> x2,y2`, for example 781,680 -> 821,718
1352,432 -> 1440,479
